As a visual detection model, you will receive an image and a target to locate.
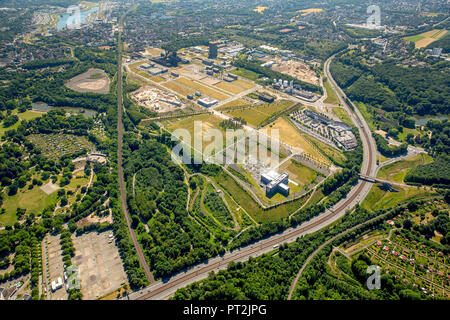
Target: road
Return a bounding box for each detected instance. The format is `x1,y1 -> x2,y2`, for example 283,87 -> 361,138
116,3 -> 154,284
125,49 -> 378,300
287,209 -> 393,299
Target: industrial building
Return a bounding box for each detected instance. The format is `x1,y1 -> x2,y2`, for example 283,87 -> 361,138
258,93 -> 275,103
261,171 -> 290,197
223,73 -> 238,82
209,41 -> 219,59
273,79 -> 316,101
202,58 -> 214,66
304,109 -> 333,125
147,66 -> 168,76
198,98 -> 218,108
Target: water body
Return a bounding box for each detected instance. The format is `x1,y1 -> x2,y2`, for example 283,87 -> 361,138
32,102 -> 97,118
57,6 -> 99,31
413,115 -> 448,126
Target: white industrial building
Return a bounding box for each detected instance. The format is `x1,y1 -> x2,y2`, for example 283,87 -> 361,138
198,98 -> 218,108
261,171 -> 290,197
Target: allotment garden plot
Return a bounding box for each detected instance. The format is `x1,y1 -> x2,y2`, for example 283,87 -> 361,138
27,134 -> 95,160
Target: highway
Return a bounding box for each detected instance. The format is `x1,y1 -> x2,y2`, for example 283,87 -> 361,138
116,3 -> 155,284
125,50 -> 378,300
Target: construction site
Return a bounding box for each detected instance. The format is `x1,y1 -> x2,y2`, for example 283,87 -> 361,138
130,85 -> 185,113
270,56 -> 320,86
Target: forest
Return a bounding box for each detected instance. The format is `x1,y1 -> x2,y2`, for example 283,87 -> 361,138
172,203 -> 426,300
405,119 -> 450,187
373,133 -> 408,158
123,134 -> 224,279
331,50 -> 450,116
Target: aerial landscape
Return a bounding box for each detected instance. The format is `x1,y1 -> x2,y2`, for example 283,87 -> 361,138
0,0 -> 448,310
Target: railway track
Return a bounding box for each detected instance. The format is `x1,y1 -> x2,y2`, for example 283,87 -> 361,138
130,49 -> 376,300
116,3 -> 154,284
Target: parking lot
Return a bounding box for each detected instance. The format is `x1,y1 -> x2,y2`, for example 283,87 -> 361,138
44,234 -> 68,300
72,231 -> 127,300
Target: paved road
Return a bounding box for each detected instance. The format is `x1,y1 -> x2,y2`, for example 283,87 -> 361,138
125,49 -> 378,300
116,3 -> 154,284
287,210 -> 393,299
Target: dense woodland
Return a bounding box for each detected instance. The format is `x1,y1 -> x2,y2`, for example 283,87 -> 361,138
124,135 -> 224,279
405,119 -> 450,187
172,203 -> 440,300
331,47 -> 449,117
373,133 -> 408,158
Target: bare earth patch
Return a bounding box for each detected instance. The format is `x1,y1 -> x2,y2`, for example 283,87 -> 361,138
41,182 -> 60,195
65,68 -> 110,94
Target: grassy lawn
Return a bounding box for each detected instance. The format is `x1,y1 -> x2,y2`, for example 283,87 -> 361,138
229,68 -> 260,81
362,184 -> 434,212
324,79 -> 339,105
226,100 -> 294,127
263,117 -> 331,165
281,159 -> 318,186
377,153 -> 433,183
404,35 -> 424,43
302,133 -> 347,167
0,187 -> 58,226
163,80 -> 195,96
214,170 -> 308,223
214,81 -> 246,95
217,99 -> 252,111
232,79 -> 256,90
404,29 -> 448,48
175,77 -> 230,101
397,127 -> 420,143
0,110 -> 43,138
333,107 -> 352,125
165,113 -> 226,153
150,76 -> 165,83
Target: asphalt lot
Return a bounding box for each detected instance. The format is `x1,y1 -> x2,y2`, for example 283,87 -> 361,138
45,234 -> 68,300
72,231 -> 127,300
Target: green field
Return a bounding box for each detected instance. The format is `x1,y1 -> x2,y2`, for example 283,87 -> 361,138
176,77 -> 230,101
0,187 -> 58,226
230,67 -> 260,81
302,133 -> 347,167
225,100 -> 295,127
214,170 -> 308,223
217,99 -> 252,111
362,184 -> 435,212
404,35 -> 424,43
0,110 -> 43,137
281,159 -> 319,187
333,107 -> 352,125
324,79 -> 339,105
377,153 -> 433,183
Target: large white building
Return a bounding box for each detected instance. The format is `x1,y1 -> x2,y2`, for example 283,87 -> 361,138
261,171 -> 290,197
198,98 -> 218,108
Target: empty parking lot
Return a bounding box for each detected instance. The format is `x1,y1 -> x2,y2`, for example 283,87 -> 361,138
72,231 -> 128,300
